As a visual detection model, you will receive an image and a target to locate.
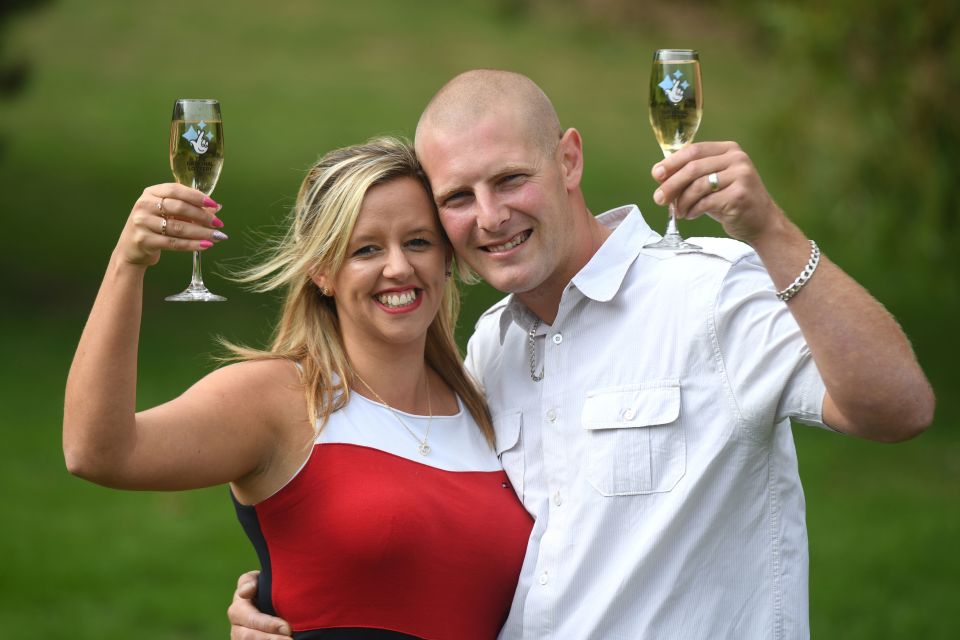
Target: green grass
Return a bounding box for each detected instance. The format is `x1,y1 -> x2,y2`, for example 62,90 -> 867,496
1,0 -> 956,637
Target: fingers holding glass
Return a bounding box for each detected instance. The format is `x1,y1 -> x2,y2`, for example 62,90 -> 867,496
139,188 -> 219,227
654,155 -> 726,216
668,170 -> 727,221
125,189 -> 227,262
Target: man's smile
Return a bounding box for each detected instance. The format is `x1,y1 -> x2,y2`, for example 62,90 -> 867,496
482,230 -> 531,253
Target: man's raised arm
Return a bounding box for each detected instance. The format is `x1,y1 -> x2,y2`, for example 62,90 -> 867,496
653,141 -> 935,441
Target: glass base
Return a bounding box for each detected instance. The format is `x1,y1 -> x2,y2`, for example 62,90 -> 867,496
643,231 -> 701,251
165,285 -> 227,302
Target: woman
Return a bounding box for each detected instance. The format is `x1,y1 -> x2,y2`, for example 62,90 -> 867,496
63,137 -> 533,639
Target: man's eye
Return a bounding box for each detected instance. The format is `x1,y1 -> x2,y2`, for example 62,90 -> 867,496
443,192 -> 471,207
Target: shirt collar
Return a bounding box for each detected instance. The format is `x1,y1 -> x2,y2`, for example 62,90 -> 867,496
572,205 -> 652,302
496,205 -> 655,340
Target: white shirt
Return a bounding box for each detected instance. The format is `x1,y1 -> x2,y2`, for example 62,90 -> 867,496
315,392 -> 502,473
466,206 -> 827,640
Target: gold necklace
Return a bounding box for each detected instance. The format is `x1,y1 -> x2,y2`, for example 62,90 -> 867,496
352,368 -> 433,456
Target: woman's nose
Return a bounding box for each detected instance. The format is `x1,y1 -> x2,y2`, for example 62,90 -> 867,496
383,247 -> 414,279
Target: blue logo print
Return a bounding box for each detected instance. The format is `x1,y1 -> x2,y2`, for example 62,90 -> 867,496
182,120 -> 213,154
659,70 -> 690,105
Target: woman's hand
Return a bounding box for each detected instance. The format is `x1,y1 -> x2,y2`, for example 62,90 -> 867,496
118,183 -> 226,266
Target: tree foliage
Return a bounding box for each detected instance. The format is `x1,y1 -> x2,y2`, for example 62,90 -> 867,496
0,0 -> 54,154
738,0 -> 960,298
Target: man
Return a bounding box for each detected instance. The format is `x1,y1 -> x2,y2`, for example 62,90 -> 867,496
228,70 -> 933,639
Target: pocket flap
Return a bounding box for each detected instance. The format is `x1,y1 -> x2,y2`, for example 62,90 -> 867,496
582,380 -> 680,430
494,410 -> 523,454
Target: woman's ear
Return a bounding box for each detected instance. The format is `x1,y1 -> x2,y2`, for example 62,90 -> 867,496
310,272 -> 333,297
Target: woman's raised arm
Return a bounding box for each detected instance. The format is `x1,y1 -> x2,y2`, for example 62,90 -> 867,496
62,184 -> 282,491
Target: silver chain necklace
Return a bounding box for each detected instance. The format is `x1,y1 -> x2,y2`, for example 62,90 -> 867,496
352,369 -> 433,455
528,318 -> 544,382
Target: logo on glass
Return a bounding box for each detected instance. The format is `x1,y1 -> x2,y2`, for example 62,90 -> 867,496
659,70 -> 689,105
182,120 -> 214,155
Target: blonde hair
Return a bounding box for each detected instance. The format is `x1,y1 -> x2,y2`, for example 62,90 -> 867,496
224,136 -> 494,447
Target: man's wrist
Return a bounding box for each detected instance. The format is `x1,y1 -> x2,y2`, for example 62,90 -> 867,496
776,240 -> 820,302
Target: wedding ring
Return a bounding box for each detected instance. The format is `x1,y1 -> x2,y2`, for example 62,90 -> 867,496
159,215 -> 168,236
707,172 -> 720,192
157,197 -> 167,214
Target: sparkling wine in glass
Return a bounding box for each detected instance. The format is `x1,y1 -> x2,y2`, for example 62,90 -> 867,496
644,49 -> 703,251
165,98 -> 226,301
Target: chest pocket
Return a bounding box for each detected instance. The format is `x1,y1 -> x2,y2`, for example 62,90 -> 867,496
494,410 -> 524,501
582,380 -> 685,496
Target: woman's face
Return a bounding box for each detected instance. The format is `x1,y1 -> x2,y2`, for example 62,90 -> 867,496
317,176 -> 450,355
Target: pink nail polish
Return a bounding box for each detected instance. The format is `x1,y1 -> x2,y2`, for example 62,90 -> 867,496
199,240 -> 214,249
212,216 -> 224,228
203,196 -> 220,209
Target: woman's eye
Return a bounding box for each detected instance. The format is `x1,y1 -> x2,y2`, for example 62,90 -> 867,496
408,237 -> 431,248
352,245 -> 378,257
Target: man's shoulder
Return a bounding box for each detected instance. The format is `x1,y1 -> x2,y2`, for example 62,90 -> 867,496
639,237 -> 761,286
464,295 -> 514,382
473,294 -> 513,332
679,236 -> 755,265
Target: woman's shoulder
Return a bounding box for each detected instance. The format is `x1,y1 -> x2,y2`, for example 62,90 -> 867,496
197,358 -> 305,419
213,357 -> 302,383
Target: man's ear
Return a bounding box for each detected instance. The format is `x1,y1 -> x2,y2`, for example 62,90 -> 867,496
557,127 -> 584,190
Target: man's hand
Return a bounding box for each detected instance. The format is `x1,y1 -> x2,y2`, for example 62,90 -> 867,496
228,570 -> 293,640
651,141 -> 784,246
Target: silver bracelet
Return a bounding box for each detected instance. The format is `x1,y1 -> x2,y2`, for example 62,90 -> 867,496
776,240 -> 820,302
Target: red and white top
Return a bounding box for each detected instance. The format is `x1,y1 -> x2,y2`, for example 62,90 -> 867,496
232,391 -> 533,640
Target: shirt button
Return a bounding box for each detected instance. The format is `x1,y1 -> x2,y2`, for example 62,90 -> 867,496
552,333 -> 563,344
546,409 -> 558,422
553,491 -> 563,506
538,571 -> 549,585
623,408 -> 637,421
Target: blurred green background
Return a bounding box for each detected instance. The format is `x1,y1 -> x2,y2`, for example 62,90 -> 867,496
2,0 -> 957,637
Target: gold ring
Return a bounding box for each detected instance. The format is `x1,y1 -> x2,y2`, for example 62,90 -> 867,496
157,197 -> 167,214
160,216 -> 168,236
707,172 -> 720,192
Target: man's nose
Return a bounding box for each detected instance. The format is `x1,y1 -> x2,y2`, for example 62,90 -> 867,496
475,191 -> 510,232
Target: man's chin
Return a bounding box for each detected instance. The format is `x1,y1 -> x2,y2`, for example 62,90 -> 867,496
480,271 -> 539,296
462,254 -> 541,294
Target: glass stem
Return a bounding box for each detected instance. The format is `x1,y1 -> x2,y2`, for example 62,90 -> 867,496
665,202 -> 681,236
190,250 -> 206,289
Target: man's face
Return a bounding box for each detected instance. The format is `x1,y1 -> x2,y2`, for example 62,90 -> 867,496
417,111 -> 578,297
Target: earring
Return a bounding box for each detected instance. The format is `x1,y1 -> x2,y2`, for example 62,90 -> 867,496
321,287 -> 332,296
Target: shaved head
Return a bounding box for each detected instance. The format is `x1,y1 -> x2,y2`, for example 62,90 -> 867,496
415,69 -> 563,156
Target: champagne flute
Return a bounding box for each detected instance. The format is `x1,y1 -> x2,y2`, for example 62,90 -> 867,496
165,98 -> 227,301
644,49 -> 703,251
